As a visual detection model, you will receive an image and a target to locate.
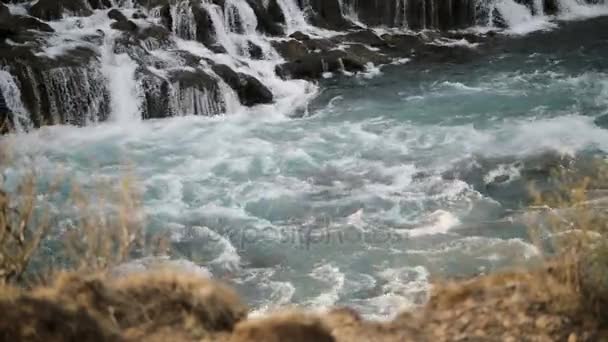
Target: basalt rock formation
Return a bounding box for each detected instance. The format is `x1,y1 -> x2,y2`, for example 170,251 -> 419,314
0,0 -> 603,130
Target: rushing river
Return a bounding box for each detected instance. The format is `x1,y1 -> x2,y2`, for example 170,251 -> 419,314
3,7 -> 608,319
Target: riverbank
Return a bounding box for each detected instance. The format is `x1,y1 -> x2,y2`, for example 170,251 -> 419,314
0,259 -> 602,341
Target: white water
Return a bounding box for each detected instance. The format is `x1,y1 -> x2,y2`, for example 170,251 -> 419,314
275,0 -> 311,34
0,70 -> 32,132
101,33 -> 143,124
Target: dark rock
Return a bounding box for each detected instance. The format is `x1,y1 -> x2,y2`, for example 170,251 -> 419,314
544,0 -> 560,15
212,64 -> 273,106
168,68 -> 226,116
159,4 -> 172,31
1,46 -> 110,127
191,2 -> 220,50
246,0 -> 284,36
6,15 -> 55,33
87,0 -> 112,9
594,114 -> 608,129
307,0 -> 351,29
272,39 -> 309,61
108,9 -> 128,22
334,30 -> 388,48
139,70 -> 172,119
29,0 -> 93,21
111,20 -> 138,32
247,41 -> 264,59
0,3 -> 10,23
132,11 -> 147,19
289,31 -> 311,41
276,50 -> 366,80
266,0 -> 285,24
343,44 -> 392,66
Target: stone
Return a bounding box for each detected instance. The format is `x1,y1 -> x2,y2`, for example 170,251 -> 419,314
108,9 -> 128,22
212,64 -> 273,107
29,0 -> 93,21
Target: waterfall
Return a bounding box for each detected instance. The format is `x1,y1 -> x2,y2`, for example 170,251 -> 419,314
275,0 -> 310,34
169,86 -> 223,117
172,1 -> 197,41
224,0 -> 259,34
0,69 -> 32,132
203,2 -> 239,55
396,0 -> 408,27
101,32 -> 143,123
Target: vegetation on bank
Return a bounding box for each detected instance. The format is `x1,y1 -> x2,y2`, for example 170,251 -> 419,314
1,155 -> 608,341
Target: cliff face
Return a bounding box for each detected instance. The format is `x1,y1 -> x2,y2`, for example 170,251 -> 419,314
0,0 -> 603,131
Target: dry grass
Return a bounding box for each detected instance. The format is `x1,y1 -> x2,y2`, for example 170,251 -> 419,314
528,160 -> 608,319
230,311 -> 334,342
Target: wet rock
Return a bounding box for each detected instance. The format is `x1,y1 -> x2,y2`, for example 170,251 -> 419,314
159,4 -> 172,31
168,68 -> 226,116
247,41 -> 263,59
2,15 -> 55,35
1,45 -> 110,127
290,31 -> 311,41
111,20 -> 138,32
333,30 -> 388,49
132,11 -> 147,20
0,3 -> 10,23
245,0 -> 284,36
108,9 -> 128,22
86,0 -> 113,10
594,114 -> 608,129
266,0 -> 285,25
543,0 -> 560,15
212,64 -> 273,107
272,39 -> 309,61
190,2 -> 224,52
343,44 -> 392,66
29,0 -> 93,21
139,70 -> 172,120
307,0 -> 351,29
276,50 -> 366,80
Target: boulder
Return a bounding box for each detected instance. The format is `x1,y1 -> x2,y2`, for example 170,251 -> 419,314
245,0 -> 284,36
132,11 -> 147,19
290,31 -> 311,41
247,41 -> 263,59
0,3 -> 10,23
108,9 -> 128,22
111,20 -> 138,32
333,30 -> 388,48
1,45 -> 110,127
272,39 -> 309,61
169,68 -> 226,116
159,4 -> 172,30
276,50 -> 366,80
87,0 -> 113,9
212,64 -> 273,106
307,0 -> 351,29
29,0 -> 93,21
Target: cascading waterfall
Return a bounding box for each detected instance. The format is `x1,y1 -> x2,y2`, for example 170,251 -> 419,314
275,0 -> 311,34
2,0 -> 608,130
396,0 -> 408,27
224,0 -> 258,34
101,32 -> 143,124
0,69 -> 32,132
172,1 -> 197,41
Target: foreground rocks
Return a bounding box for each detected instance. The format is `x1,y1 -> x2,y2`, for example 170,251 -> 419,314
0,263 -> 604,342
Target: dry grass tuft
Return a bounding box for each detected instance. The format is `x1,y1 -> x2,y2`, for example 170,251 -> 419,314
0,294 -> 122,342
230,311 -> 334,342
32,271 -> 248,340
0,172 -> 55,285
528,162 -> 608,320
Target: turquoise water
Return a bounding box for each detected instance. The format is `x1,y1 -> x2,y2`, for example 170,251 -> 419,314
5,17 -> 608,318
